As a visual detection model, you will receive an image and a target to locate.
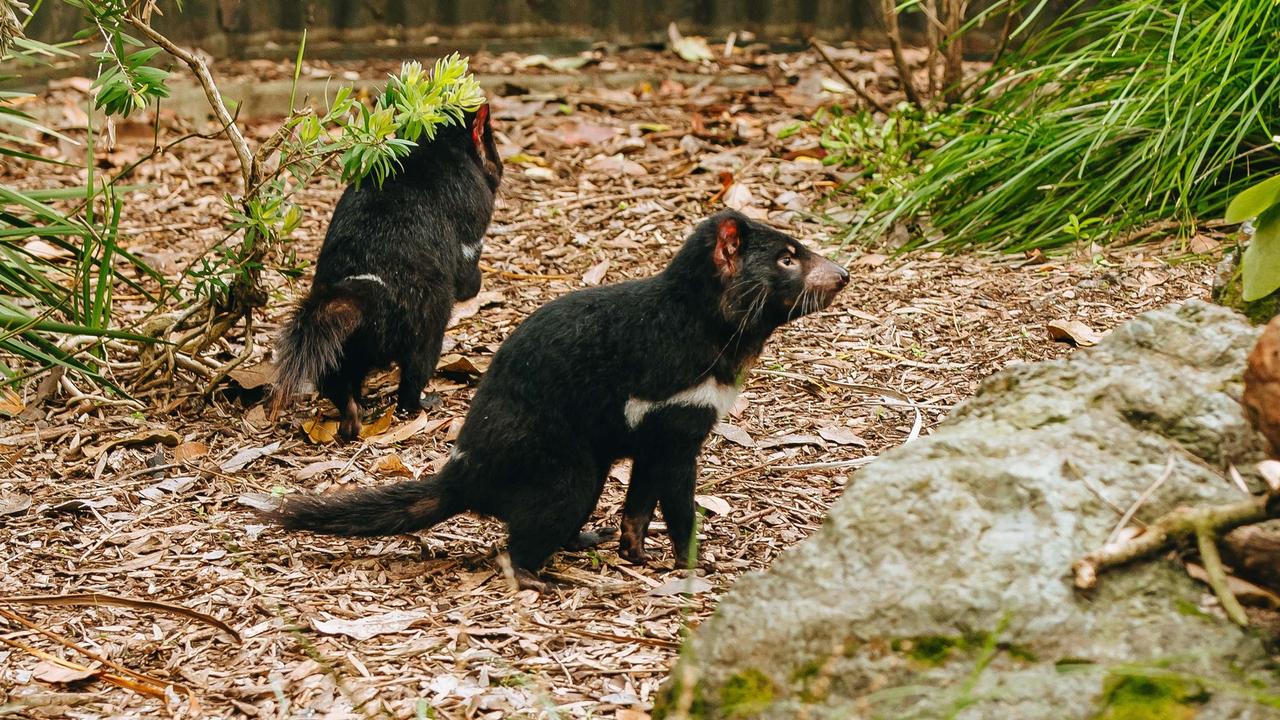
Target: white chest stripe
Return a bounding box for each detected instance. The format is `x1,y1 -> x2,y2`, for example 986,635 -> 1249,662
343,273 -> 386,287
461,243 -> 481,262
624,377 -> 740,429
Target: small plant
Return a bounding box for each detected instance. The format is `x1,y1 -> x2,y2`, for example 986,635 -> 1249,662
1225,173 -> 1280,301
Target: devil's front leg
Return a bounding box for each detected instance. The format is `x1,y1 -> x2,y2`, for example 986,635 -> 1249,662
623,417 -> 706,566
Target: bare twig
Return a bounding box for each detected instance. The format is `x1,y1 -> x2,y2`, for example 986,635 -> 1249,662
941,0 -> 968,104
0,593 -> 240,642
1073,491 -> 1278,627
879,0 -> 923,108
1106,453 -> 1175,546
807,39 -> 892,115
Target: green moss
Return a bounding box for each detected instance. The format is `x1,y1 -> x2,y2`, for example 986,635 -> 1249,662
1213,250 -> 1280,325
651,667 -> 708,720
720,669 -> 776,718
1173,598 -> 1214,620
1094,674 -> 1209,720
910,635 -> 961,666
790,659 -> 829,704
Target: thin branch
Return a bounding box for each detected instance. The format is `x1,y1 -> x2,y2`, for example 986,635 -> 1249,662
879,0 -> 923,108
807,39 -> 892,115
121,14 -> 254,189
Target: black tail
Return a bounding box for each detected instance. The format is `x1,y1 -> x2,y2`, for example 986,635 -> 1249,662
268,468 -> 461,537
268,283 -> 371,417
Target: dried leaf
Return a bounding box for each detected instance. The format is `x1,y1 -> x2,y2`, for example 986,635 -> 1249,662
723,182 -> 754,211
585,154 -> 647,177
296,459 -> 349,480
373,454 -> 414,478
818,426 -> 868,447
437,355 -> 485,376
23,238 -> 74,261
553,121 -> 618,147
311,609 -> 430,640
713,423 -> 755,447
228,362 -> 274,390
220,441 -> 282,472
1046,319 -> 1104,347
82,429 -> 181,459
0,387 -> 24,417
302,417 -> 339,444
33,661 -> 97,684
0,493 -> 32,516
582,259 -> 610,286
758,433 -> 826,449
668,22 -> 713,63
171,441 -> 209,462
695,494 -> 731,515
649,576 -> 713,596
236,492 -> 279,512
358,407 -> 396,439
448,290 -> 503,328
372,414 -> 452,446
1185,562 -> 1280,609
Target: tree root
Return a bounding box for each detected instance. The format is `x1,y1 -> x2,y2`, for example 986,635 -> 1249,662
1073,492 -> 1279,626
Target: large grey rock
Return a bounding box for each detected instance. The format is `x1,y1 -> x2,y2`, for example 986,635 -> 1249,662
658,301 -> 1279,720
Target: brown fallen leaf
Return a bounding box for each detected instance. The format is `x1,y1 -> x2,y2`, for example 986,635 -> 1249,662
617,710 -> 652,720
373,454 -> 414,478
1047,319 -> 1104,347
311,609 -> 430,640
582,259 -> 610,286
302,417 -> 339,444
296,459 -> 348,480
649,576 -> 713,596
444,417 -> 464,442
758,433 -> 826,450
219,441 -> 282,472
0,493 -> 32,516
358,407 -> 396,439
372,414 -> 451,446
437,354 -> 485,376
0,387 -> 24,417
818,426 -> 868,447
33,660 -> 98,684
1185,562 -> 1280,609
694,494 -> 731,515
171,441 -> 209,462
714,423 -> 755,447
228,362 -> 274,390
82,429 -> 182,459
447,290 -> 503,329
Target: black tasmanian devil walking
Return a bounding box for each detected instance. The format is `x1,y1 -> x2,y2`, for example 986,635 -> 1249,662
268,104 -> 503,440
269,210 -> 849,590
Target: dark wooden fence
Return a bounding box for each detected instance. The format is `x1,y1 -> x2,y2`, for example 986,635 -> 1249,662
28,1 -> 1056,60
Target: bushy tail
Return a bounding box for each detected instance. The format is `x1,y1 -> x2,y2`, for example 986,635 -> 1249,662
268,468 -> 461,537
268,284 -> 368,418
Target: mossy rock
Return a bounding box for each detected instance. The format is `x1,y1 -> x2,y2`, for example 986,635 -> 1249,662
657,302 -> 1280,719
1213,248 -> 1280,325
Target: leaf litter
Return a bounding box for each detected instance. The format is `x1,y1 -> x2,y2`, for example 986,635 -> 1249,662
0,46 -> 1218,718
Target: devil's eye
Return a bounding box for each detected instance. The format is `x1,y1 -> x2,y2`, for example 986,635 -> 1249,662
779,254 -> 796,267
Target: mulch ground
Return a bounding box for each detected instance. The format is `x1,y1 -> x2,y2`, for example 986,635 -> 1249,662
0,45 -> 1219,718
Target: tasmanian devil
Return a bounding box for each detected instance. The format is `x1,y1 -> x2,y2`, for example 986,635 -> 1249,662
269,104 -> 503,440
269,209 -> 849,590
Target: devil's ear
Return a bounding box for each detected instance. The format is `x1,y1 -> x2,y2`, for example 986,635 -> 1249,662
712,216 -> 741,275
470,104 -> 490,149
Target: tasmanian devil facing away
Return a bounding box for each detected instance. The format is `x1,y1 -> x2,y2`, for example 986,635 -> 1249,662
269,210 -> 849,590
268,104 -> 503,440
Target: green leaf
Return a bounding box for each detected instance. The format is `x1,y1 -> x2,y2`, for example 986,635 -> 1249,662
1242,204 -> 1280,302
1226,175 -> 1280,224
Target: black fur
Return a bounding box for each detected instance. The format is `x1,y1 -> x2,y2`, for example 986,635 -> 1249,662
271,210 -> 848,588
270,105 -> 503,440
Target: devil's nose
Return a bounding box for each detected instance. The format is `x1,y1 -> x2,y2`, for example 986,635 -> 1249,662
827,262 -> 849,289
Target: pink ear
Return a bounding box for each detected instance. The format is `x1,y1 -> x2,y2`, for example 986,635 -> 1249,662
713,218 -> 740,275
471,104 -> 489,150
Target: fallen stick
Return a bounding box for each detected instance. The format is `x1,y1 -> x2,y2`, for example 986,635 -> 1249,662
1072,492 -> 1278,626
